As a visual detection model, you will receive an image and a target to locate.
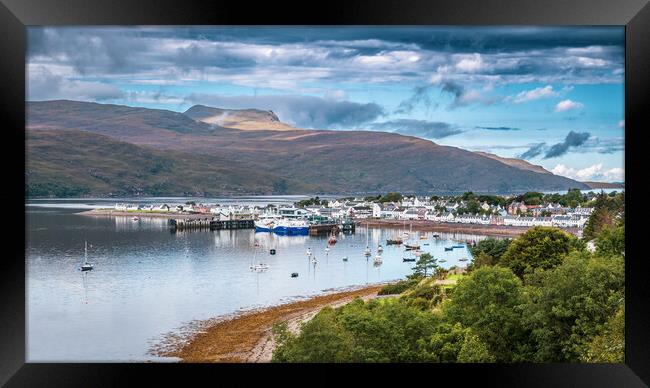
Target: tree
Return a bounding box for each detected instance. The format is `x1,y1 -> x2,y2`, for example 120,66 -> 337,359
469,238 -> 511,269
443,266 -> 526,362
379,192 -> 403,203
522,251 -> 624,362
272,307 -> 354,362
580,305 -> 624,363
457,330 -> 496,363
583,192 -> 625,241
412,253 -> 438,277
596,224 -> 625,257
500,226 -> 576,279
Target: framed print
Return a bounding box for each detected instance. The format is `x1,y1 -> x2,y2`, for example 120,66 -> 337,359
1,0 -> 649,386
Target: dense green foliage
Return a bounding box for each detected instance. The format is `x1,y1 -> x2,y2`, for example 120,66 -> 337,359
580,305 -> 624,363
468,238 -> 511,269
378,278 -> 420,295
583,192 -> 625,241
500,227 -> 577,279
378,192 -> 404,203
522,252 -> 624,361
296,196 -> 328,207
273,223 -> 624,363
443,267 -> 527,361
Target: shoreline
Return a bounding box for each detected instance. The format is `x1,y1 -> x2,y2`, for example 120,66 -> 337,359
356,219 -> 582,237
77,209 -> 211,219
150,283 -> 392,363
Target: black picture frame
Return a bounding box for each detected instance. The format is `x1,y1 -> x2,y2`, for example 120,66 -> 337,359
2,0 -> 648,386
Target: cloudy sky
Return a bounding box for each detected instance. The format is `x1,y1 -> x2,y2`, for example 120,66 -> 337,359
27,26 -> 625,182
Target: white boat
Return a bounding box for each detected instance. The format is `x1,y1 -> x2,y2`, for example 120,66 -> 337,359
132,216 -> 139,221
306,248 -> 312,257
79,241 -> 93,271
325,247 -> 330,253
377,244 -> 384,253
374,255 -> 382,263
364,246 -> 371,256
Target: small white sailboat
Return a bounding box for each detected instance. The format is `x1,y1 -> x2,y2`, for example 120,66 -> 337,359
363,225 -> 371,256
325,246 -> 330,253
80,241 -> 93,271
250,247 -> 269,271
377,244 -> 384,253
373,254 -> 382,264
306,247 -> 312,257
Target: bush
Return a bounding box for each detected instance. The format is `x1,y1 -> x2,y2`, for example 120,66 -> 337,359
378,279 -> 419,295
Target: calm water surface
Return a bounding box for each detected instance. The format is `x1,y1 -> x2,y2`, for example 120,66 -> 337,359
27,199 -> 490,362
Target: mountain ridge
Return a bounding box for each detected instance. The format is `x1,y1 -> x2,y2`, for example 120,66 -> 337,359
26,100 -> 591,197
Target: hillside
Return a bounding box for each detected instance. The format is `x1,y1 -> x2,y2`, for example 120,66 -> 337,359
582,181 -> 625,189
26,130 -> 316,197
26,100 -> 590,197
475,151 -> 552,175
184,105 -> 295,131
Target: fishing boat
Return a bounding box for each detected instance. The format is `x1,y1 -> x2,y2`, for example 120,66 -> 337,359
274,219 -> 310,235
404,244 -> 420,250
452,244 -> 465,249
79,241 -> 93,271
432,234 -> 440,238
342,256 -> 348,262
254,215 -> 278,232
444,247 -> 453,251
423,243 -> 430,246
386,238 -> 403,245
403,257 -> 416,262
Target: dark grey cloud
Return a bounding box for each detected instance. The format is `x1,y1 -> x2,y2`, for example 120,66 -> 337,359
519,143 -> 547,159
476,126 -> 521,131
369,119 -> 463,139
394,85 -> 435,114
27,26 -> 624,91
185,94 -> 384,129
544,131 -> 591,158
28,66 -> 125,101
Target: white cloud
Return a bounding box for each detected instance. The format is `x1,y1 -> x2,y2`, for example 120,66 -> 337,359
454,53 -> 485,72
551,163 -> 624,182
554,99 -> 584,112
511,85 -> 558,103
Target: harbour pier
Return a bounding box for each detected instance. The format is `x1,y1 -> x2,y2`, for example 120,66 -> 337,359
168,218 -> 254,231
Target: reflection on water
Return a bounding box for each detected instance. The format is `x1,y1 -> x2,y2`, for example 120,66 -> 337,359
27,206 -> 490,362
